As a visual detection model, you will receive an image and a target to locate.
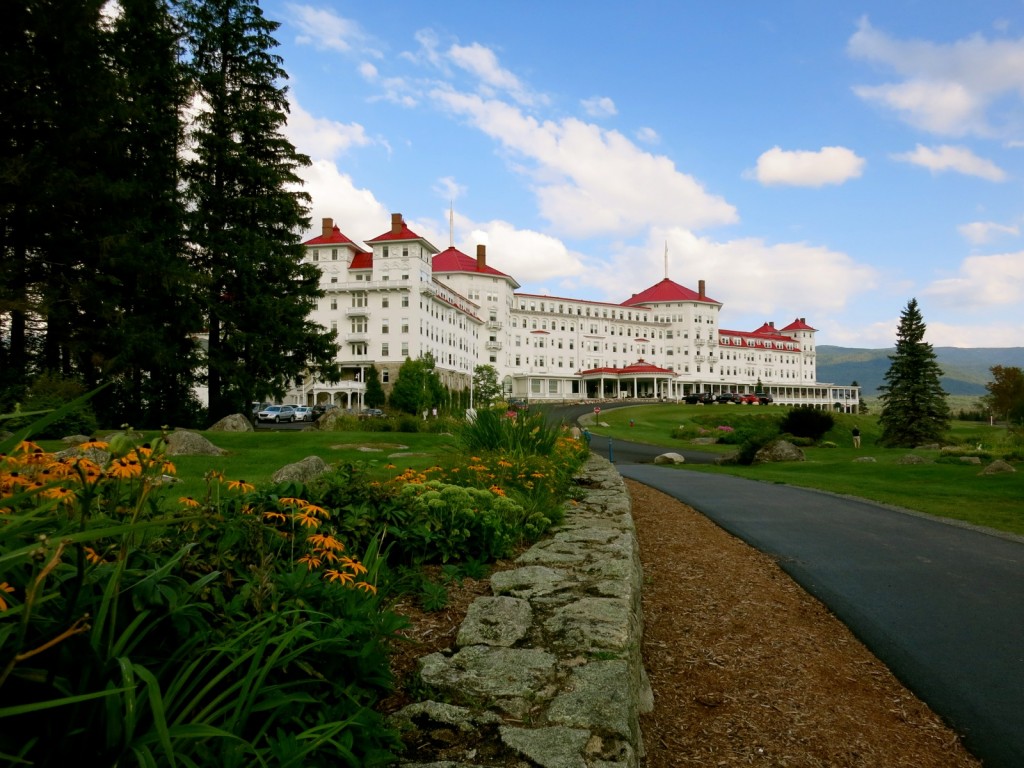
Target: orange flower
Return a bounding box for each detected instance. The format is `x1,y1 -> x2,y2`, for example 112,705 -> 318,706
83,546 -> 107,565
15,441 -> 41,454
179,496 -> 201,509
489,485 -> 506,497
226,479 -> 254,493
340,556 -> 368,575
298,553 -> 323,571
324,569 -> 354,584
108,458 -> 142,479
0,582 -> 15,611
262,511 -> 287,524
355,581 -> 378,595
301,503 -> 329,518
307,533 -> 345,552
294,511 -> 321,529
83,437 -> 109,450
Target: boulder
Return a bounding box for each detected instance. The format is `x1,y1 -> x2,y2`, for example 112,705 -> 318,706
980,459 -> 1016,475
959,456 -> 983,465
317,410 -> 345,431
653,452 -> 686,465
753,439 -> 805,464
853,456 -> 877,463
271,455 -> 329,484
61,434 -> 90,446
165,430 -> 225,456
209,413 -> 253,432
897,454 -> 927,465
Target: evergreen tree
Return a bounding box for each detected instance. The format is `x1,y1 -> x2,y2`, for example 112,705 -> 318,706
878,299 -> 950,447
180,0 -> 337,420
90,0 -> 204,427
364,365 -> 386,409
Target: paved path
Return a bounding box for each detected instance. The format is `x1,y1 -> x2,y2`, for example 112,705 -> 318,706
616,461 -> 1024,767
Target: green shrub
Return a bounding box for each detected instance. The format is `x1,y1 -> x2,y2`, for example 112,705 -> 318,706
458,408 -> 561,458
6,372 -> 98,438
780,408 -> 835,441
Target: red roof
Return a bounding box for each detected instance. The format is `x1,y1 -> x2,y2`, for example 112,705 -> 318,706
780,318 -> 816,332
303,224 -> 366,250
432,246 -> 513,279
621,278 -> 719,306
580,359 -> 677,376
350,252 -> 372,270
365,221 -> 437,252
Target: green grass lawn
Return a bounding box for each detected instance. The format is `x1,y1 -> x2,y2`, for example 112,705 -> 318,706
588,403 -> 1024,536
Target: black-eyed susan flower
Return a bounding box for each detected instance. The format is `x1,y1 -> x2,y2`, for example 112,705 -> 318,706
354,581 -> 377,595
307,533 -> 345,552
262,511 -> 287,524
294,511 -> 321,529
0,582 -> 15,610
226,479 -> 254,493
297,553 -> 323,571
324,569 -> 354,584
179,496 -> 201,509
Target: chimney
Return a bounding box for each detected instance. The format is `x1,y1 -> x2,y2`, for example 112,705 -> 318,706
769,321 -> 775,328
476,244 -> 486,271
391,213 -> 403,235
321,217 -> 334,237
698,279 -> 706,299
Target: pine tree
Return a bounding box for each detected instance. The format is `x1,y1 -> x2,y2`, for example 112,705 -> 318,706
878,299 -> 950,447
180,0 -> 337,420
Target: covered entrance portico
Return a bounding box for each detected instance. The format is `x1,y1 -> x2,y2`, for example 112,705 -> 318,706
579,360 -> 677,400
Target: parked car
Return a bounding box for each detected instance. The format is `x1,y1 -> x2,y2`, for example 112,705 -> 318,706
738,393 -> 761,405
293,406 -> 313,421
754,392 -> 774,405
311,403 -> 339,418
684,392 -> 714,405
715,393 -> 741,404
361,408 -> 385,418
257,404 -> 296,422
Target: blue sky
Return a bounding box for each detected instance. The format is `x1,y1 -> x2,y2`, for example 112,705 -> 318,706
265,0 -> 1024,348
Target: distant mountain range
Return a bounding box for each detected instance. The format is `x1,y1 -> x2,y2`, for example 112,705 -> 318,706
816,346 -> 1024,397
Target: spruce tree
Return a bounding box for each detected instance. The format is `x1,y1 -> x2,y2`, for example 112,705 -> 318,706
180,0 -> 337,420
878,298 -> 950,447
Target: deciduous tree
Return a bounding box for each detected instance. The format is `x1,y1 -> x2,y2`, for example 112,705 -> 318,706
983,365 -> 1024,428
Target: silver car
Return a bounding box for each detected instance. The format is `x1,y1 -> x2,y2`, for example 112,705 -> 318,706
293,406 -> 313,421
257,405 -> 296,422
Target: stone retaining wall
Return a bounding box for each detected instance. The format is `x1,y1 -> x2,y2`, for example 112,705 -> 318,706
391,453 -> 651,767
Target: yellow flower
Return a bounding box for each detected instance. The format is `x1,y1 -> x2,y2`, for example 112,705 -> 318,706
355,581 -> 378,595
308,533 -> 345,552
179,496 -> 201,509
83,437 -> 109,450
0,582 -> 15,611
301,503 -> 329,518
279,497 -> 305,507
42,486 -> 76,504
324,569 -> 354,584
83,546 -> 107,565
298,553 -> 323,571
15,441 -> 41,454
227,479 -> 254,493
108,457 -> 142,479
489,485 -> 506,497
384,463 -> 397,470
262,511 -> 287,524
294,511 -> 321,529
497,459 -> 514,468
340,556 -> 368,575
161,461 -> 176,475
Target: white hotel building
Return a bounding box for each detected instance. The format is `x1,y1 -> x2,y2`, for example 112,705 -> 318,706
289,213 -> 859,412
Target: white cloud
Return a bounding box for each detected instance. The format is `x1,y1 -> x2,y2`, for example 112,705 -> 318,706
429,88 -> 737,238
284,98 -> 374,160
581,96 -> 617,118
891,144 -> 1007,181
461,218 -> 588,283
297,160 -> 391,245
286,4 -> 379,57
848,17 -> 1024,137
958,220 -> 1019,244
753,146 -> 865,187
918,321 -> 1023,347
635,127 -> 660,144
923,251 -> 1024,307
434,176 -> 466,201
448,42 -> 547,107
578,227 -> 878,322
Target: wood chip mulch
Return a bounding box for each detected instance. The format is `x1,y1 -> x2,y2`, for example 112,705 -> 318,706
629,478 -> 980,768
379,480 -> 981,767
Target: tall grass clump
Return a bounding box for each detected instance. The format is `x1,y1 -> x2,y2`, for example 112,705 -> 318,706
456,408 -> 561,458
1,400 -> 402,767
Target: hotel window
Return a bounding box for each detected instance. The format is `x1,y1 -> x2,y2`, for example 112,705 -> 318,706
381,322 -> 389,334
381,297 -> 389,308
329,299 -> 337,310
402,246 -> 409,257
401,295 -> 409,308
312,250 -> 319,262
381,342 -> 389,356
331,249 -> 338,261
383,246 -> 389,257
401,342 -> 409,356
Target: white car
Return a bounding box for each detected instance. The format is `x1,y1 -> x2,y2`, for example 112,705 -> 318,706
257,405 -> 296,422
293,406 -> 313,421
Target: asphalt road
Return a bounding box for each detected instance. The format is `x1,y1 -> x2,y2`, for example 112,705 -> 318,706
613,458 -> 1024,767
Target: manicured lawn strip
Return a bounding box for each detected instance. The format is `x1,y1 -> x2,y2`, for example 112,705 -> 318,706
586,403 -> 1024,536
